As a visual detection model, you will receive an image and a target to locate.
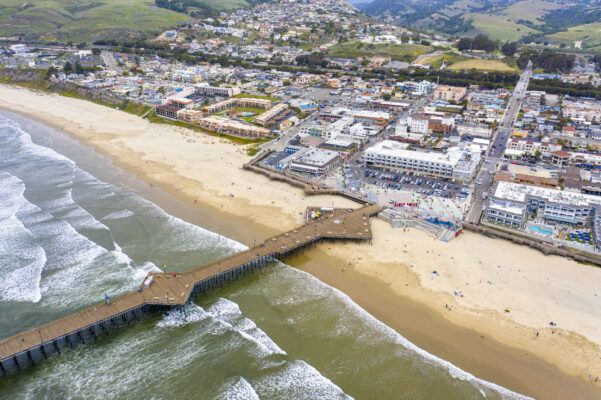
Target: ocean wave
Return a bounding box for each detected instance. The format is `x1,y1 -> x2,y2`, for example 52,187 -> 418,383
285,265 -> 533,400
158,299 -> 286,357
252,360 -> 353,400
208,298 -> 287,356
0,172 -> 45,302
218,377 -> 260,400
102,209 -> 135,221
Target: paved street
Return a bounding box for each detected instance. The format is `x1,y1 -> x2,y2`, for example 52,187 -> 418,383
466,61 -> 532,223
101,51 -> 121,74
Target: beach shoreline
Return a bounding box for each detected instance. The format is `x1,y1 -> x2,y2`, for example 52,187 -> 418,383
2,84 -> 601,399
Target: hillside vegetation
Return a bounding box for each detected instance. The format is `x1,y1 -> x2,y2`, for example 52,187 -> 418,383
362,0 -> 601,48
0,0 -> 194,41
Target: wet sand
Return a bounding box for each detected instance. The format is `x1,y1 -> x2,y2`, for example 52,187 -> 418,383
2,85 -> 601,399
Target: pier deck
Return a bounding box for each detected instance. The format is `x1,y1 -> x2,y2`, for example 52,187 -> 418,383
0,205 -> 380,374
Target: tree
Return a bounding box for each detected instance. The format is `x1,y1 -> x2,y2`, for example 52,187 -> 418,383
472,34 -> 496,52
457,37 -> 472,51
501,42 -> 518,57
45,66 -> 57,80
591,53 -> 601,69
382,93 -> 391,101
75,62 -> 84,74
63,61 -> 72,73
457,34 -> 496,52
92,48 -> 101,56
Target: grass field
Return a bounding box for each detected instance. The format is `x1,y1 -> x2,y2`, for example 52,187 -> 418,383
327,41 -> 430,62
417,54 -> 444,65
0,0 -> 195,41
419,52 -> 517,72
448,59 -> 517,72
234,93 -> 279,101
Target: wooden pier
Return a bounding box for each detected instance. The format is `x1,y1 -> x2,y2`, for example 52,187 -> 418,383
0,205 -> 380,378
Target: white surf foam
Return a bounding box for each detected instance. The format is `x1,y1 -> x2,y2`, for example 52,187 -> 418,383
218,377 -> 260,400
252,359 -> 353,400
0,172 -> 46,302
207,298 -> 286,356
285,265 -> 533,400
156,303 -> 210,328
102,209 -> 135,221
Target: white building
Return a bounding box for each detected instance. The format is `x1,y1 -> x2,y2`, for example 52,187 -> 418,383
195,83 -> 241,97
364,140 -> 480,179
10,44 -> 28,54
289,148 -> 340,176
396,117 -> 429,135
486,180 -> 601,228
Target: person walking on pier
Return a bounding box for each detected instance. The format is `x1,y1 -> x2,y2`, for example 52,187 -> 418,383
105,294 -> 111,306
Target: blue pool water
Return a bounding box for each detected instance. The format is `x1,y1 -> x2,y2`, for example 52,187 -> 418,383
529,225 -> 552,235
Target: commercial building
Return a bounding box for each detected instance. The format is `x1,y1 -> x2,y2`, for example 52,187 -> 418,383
289,148 -> 340,176
195,84 -> 241,97
562,98 -> 601,123
486,180 -> 601,228
370,100 -> 410,111
364,140 -> 480,179
396,117 -> 429,135
352,110 -> 392,126
433,85 -> 467,102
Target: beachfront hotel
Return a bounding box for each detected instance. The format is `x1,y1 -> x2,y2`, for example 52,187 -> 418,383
255,103 -> 289,126
196,115 -> 271,138
203,98 -> 273,114
486,181 -> 601,237
364,140 -> 480,179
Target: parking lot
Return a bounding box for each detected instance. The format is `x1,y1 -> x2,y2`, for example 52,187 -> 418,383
356,166 -> 468,200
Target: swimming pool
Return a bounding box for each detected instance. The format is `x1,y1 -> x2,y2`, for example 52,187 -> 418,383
529,225 -> 553,235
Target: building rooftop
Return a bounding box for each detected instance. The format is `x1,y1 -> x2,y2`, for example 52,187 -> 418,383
293,148 -> 339,166
493,180 -> 601,207
366,140 -> 465,166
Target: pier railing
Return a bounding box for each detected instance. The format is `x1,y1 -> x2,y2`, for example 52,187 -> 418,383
0,205 -> 381,378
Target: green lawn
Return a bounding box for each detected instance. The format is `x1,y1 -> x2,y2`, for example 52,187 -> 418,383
327,41 -> 430,62
0,0 -> 191,41
234,93 -> 279,101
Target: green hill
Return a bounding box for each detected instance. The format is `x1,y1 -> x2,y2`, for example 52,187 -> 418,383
0,0 -> 244,42
362,0 -> 601,48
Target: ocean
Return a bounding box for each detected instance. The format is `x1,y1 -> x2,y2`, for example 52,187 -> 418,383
0,112 -> 529,399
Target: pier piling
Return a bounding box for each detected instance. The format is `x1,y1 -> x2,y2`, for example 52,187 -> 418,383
0,205 -> 381,377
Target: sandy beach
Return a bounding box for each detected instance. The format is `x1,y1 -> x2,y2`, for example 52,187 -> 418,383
2,84 -> 601,399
